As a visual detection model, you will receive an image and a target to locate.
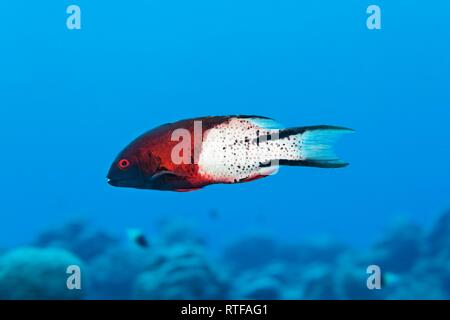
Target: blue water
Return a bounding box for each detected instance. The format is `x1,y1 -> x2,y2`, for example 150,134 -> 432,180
0,0 -> 449,255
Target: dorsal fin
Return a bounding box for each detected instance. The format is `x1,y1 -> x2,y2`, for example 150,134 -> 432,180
233,115 -> 283,129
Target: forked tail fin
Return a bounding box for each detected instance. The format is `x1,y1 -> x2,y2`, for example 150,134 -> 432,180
278,125 -> 354,168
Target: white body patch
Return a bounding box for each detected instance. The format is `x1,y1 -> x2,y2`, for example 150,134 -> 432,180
197,118 -> 303,183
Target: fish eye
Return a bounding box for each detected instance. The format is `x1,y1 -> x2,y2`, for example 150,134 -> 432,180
118,159 -> 130,170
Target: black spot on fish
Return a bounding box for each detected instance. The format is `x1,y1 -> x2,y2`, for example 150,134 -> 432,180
259,161 -> 272,168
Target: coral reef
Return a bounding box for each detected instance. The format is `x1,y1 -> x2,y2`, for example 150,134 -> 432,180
157,219 -> 207,247
386,259 -> 449,299
133,244 -> 228,299
0,247 -> 84,300
369,223 -> 424,273
0,209 -> 449,299
427,211 -> 450,259
87,246 -> 155,299
35,220 -> 118,262
231,263 -> 290,299
223,236 -> 280,273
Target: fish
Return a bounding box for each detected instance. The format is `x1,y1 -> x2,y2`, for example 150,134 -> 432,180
107,115 -> 353,192
127,229 -> 150,248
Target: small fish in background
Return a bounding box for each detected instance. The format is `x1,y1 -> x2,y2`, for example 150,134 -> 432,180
107,115 -> 353,192
127,229 -> 150,248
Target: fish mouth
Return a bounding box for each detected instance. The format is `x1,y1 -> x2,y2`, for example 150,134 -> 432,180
107,177 -> 134,187
106,177 -> 146,188
107,177 -> 121,186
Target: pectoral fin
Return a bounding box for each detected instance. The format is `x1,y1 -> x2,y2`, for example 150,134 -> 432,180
150,170 -> 179,182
